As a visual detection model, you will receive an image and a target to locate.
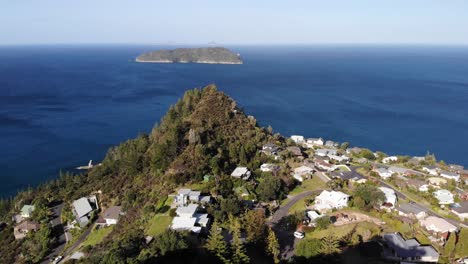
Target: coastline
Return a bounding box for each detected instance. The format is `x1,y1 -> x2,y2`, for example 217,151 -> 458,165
135,58 -> 243,64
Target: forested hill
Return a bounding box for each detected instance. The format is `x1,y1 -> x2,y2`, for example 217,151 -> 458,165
0,85 -> 283,263
136,47 -> 243,64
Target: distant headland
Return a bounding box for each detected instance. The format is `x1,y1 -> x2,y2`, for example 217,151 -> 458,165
135,47 -> 243,64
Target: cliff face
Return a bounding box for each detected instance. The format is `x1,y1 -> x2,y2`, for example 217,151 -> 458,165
136,47 -> 243,64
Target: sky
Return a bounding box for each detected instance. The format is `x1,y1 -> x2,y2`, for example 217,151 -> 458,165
1,0 -> 467,45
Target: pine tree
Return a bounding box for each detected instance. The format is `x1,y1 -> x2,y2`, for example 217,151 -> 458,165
206,221 -> 229,263
229,215 -> 250,264
239,146 -> 247,166
320,235 -> 340,255
444,232 -> 456,260
455,228 -> 468,259
266,227 -> 280,263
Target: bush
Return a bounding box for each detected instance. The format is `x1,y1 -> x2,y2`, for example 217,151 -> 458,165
169,208 -> 177,217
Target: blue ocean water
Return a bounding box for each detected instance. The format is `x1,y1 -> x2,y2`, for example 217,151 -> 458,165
1,45 -> 468,197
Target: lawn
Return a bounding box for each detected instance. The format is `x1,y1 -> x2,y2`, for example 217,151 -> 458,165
146,214 -> 173,236
336,165 -> 351,172
288,176 -> 327,196
81,226 -> 114,247
288,195 -> 314,214
307,221 -> 380,240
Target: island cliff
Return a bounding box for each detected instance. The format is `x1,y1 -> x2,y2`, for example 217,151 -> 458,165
135,47 -> 243,64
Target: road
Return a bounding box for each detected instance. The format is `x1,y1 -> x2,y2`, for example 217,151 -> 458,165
41,202 -> 66,264
61,224 -> 94,263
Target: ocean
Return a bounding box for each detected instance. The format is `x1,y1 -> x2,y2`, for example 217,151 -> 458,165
1,45 -> 468,197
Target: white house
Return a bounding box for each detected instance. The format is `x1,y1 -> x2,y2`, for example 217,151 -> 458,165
171,204 -> 210,233
451,201 -> 468,220
293,165 -> 314,182
314,158 -> 335,171
313,190 -> 349,213
306,210 -> 321,226
99,206 -> 123,226
423,166 -> 439,176
419,216 -> 457,234
427,177 -> 447,187
388,166 -> 409,175
307,138 -> 324,146
439,171 -> 460,182
260,163 -> 279,173
231,167 -> 251,180
379,187 -> 397,209
433,189 -> 454,205
72,195 -> 99,227
290,135 -> 305,143
375,168 -> 392,180
382,233 -> 439,263
382,156 -> 398,164
328,154 -> 349,163
20,205 -> 35,218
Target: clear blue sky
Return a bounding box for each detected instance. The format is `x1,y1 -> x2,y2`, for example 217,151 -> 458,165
1,0 -> 467,45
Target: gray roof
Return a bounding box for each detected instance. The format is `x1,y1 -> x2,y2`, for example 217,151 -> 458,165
73,197 -> 93,218
397,203 -> 427,215
102,206 -> 122,220
383,233 -> 439,258
331,171 -> 366,181
176,204 -> 198,216
452,201 -> 468,214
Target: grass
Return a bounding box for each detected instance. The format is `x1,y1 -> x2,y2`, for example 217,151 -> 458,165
146,214 -> 173,236
307,221 -> 380,240
288,176 -> 327,196
81,226 -> 114,247
288,195 -> 313,214
336,165 -> 351,172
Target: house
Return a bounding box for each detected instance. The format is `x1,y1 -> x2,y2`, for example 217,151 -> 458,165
13,220 -> 40,240
427,177 -> 447,187
382,156 -> 398,164
315,149 -> 329,157
346,147 -> 362,155
313,190 -> 349,213
433,189 -> 454,205
325,140 -> 338,148
20,205 -> 35,218
72,195 -> 99,227
328,154 -> 349,163
290,135 -> 304,143
231,167 -> 251,180
439,171 -> 460,182
408,156 -> 425,165
330,170 -> 367,184
407,179 -> 429,192
293,165 -> 314,182
286,146 -> 303,157
396,203 -> 427,219
388,166 -> 409,176
419,216 -> 457,237
262,143 -> 280,155
306,210 -> 321,226
96,206 -> 123,226
451,201 -> 468,220
448,164 -> 464,173
171,204 -> 210,233
175,189 -> 211,206
314,158 -> 335,171
423,165 -> 439,176
381,232 -> 439,263
379,187 -> 397,209
260,163 -> 280,173
307,137 -> 324,146
375,167 -> 392,180
355,157 -> 368,164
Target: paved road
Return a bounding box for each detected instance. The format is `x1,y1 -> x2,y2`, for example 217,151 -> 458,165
61,224 -> 94,262
41,202 -> 66,264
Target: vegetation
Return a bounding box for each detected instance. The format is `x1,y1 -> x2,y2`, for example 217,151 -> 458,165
266,227 -> 280,263
350,184 -> 385,211
295,237 -> 322,258
82,226 -> 114,247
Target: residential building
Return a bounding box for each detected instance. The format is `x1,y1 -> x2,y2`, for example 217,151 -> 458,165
355,157 -> 368,164
171,204 -> 209,233
328,154 -> 349,163
20,205 -> 35,218
13,220 -> 40,240
407,179 -> 429,192
346,147 -> 362,155
379,187 -> 397,209
325,140 -> 337,148
330,170 -> 367,184
382,156 -> 398,164
260,163 -> 280,173
396,203 -> 427,220
97,206 -> 123,226
286,146 -> 303,157
175,189 -> 211,206
448,164 -> 464,173
419,216 -> 457,238
423,165 -> 439,176
290,135 -> 305,143
388,166 -> 409,175
293,165 -> 314,182
375,167 -> 392,180
408,156 -> 425,165
313,190 -> 349,213
306,137 -> 324,146
262,143 -> 280,155
314,158 -> 335,171
427,177 -> 447,187
72,195 -> 99,227
231,167 -> 251,180
433,189 -> 454,205
439,171 -> 460,182
451,201 -> 468,220
381,232 -> 439,263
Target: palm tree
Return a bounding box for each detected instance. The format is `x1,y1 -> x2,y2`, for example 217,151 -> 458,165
320,235 -> 340,255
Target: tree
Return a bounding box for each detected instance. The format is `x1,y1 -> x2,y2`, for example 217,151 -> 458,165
315,216 -> 331,230
239,146 -> 247,165
256,175 -> 281,201
352,184 -> 385,211
229,215 -> 250,264
205,221 -> 229,263
455,228 -> 468,259
266,227 -> 280,263
220,196 -> 242,218
320,235 -> 340,255
340,142 -> 349,150
295,238 -> 322,258
138,230 -> 187,262
444,232 -> 456,260
242,210 -> 266,243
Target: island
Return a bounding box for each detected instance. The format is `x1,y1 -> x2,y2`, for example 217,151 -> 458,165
135,47 -> 243,64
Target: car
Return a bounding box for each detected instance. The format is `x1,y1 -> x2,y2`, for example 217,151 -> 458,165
294,231 -> 305,239
51,255 -> 63,264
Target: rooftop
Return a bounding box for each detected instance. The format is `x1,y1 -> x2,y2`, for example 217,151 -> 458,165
176,204 -> 198,216
383,233 -> 439,258
231,167 -> 249,177
102,206 -> 122,220
397,203 -> 427,215
73,197 -> 93,218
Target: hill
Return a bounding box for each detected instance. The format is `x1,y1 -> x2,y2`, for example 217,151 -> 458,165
135,47 -> 243,64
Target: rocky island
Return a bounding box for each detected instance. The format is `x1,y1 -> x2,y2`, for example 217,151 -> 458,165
135,47 -> 243,64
